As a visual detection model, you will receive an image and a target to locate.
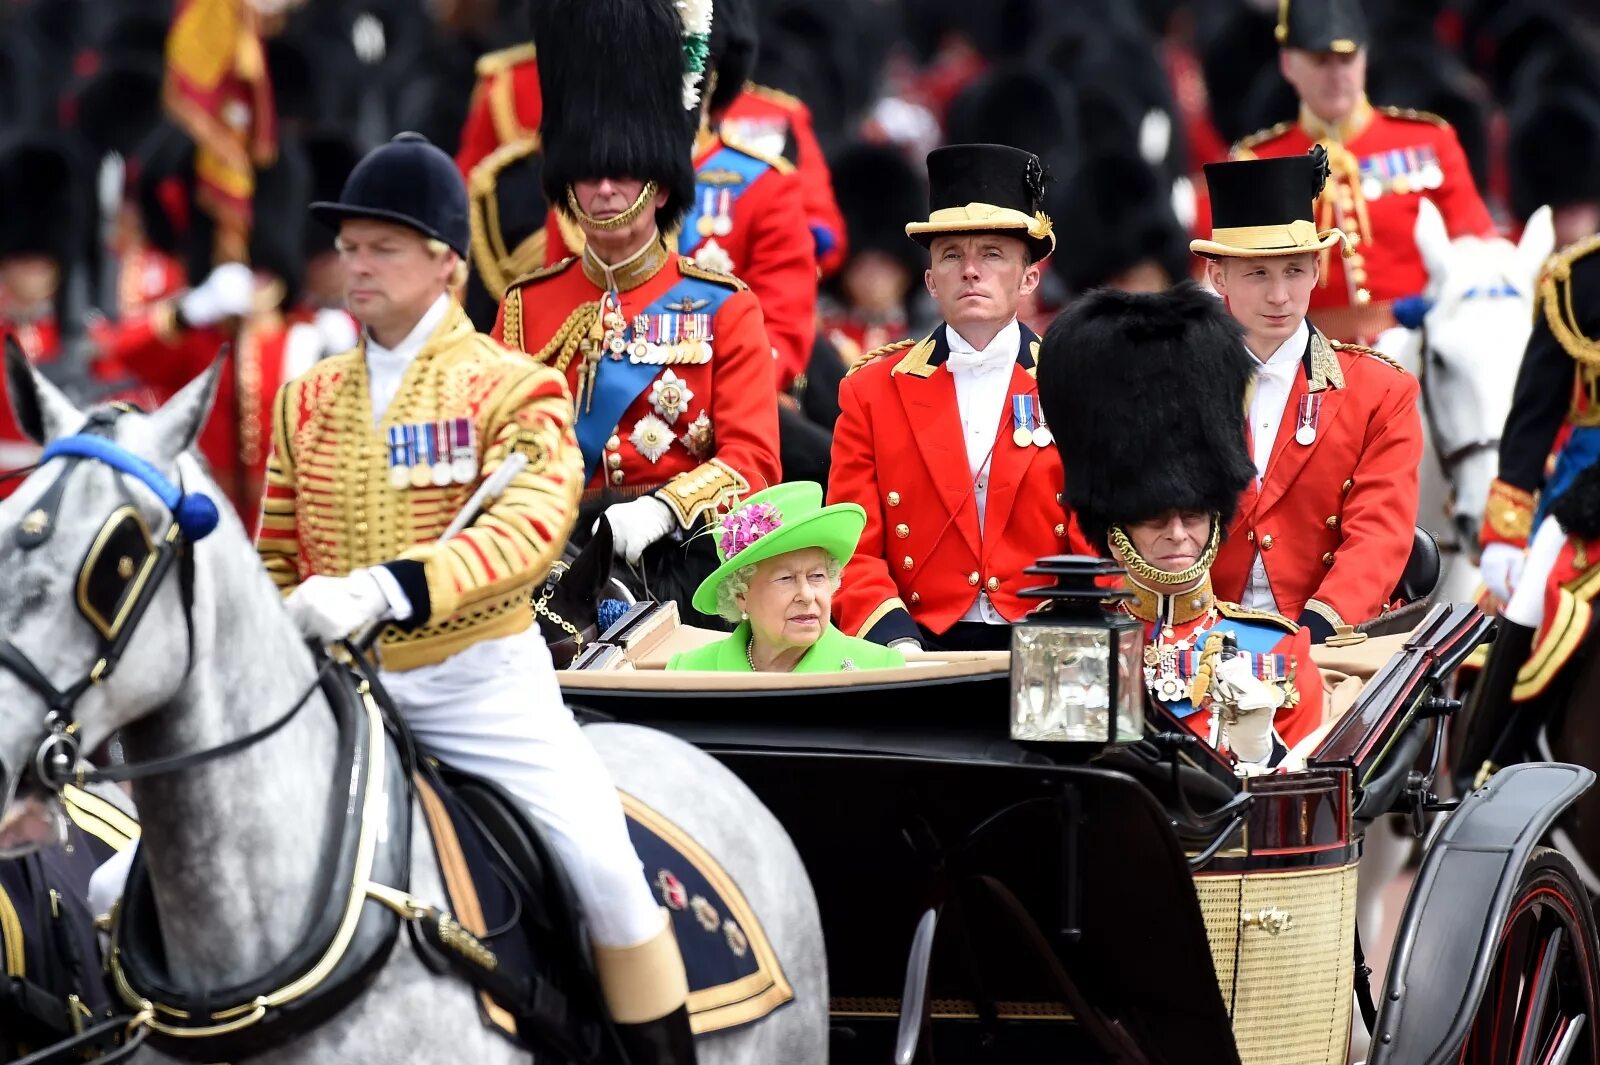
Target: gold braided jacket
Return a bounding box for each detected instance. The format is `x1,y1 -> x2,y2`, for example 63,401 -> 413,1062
256,301 -> 583,671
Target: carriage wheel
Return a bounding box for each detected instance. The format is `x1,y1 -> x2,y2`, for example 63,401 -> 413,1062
1460,848 -> 1600,1065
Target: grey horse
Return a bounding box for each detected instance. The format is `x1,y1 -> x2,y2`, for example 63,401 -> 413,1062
0,358 -> 827,1064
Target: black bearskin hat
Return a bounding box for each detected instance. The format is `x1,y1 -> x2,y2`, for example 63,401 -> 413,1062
0,134 -> 84,265
1038,282 -> 1257,551
829,141 -> 926,277
707,0 -> 758,121
533,0 -> 697,235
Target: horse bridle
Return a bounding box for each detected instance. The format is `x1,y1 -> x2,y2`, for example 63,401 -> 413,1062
1416,322 -> 1501,479
0,413 -> 332,797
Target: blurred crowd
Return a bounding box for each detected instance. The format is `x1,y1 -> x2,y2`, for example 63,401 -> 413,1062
0,0 -> 1595,509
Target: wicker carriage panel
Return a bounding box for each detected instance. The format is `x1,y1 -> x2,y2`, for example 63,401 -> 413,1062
1195,873 -> 1244,1002
1219,864 -> 1357,1065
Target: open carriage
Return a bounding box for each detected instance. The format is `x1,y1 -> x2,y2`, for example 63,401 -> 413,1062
555,560 -> 1600,1065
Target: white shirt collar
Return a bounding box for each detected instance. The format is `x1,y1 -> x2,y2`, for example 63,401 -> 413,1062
1256,319 -> 1308,378
366,293 -> 451,363
946,319 -> 1021,375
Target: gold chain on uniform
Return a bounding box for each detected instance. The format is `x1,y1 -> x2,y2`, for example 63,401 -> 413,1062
1109,521 -> 1222,588
564,181 -> 658,232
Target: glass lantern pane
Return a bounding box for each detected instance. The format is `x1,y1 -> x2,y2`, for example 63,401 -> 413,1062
1010,624 -> 1112,743
1115,625 -> 1146,740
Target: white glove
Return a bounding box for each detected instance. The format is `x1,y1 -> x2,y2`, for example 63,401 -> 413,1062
179,262 -> 255,326
1480,541 -> 1525,604
889,637 -> 923,653
285,570 -> 392,642
1213,655 -> 1281,765
598,496 -> 677,564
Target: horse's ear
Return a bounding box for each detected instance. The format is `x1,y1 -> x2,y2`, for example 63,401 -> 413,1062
150,349 -> 226,459
5,336 -> 82,443
1516,205 -> 1556,283
1413,198 -> 1451,281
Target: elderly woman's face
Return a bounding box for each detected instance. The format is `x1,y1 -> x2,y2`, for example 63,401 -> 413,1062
738,547 -> 833,650
1125,510 -> 1211,572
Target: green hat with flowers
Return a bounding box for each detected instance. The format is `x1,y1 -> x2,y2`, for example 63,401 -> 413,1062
691,482 -> 867,616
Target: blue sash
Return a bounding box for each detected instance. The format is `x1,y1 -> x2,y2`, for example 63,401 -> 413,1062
1157,615 -> 1296,723
575,274 -> 735,480
678,145 -> 772,255
1537,426 -> 1600,528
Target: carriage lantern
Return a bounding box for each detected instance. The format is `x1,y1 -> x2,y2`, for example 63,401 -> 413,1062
1010,556 -> 1144,747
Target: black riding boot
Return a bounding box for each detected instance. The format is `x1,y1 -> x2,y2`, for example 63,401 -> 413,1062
615,1005 -> 697,1065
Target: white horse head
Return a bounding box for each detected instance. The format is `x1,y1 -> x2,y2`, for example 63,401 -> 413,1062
1382,199 -> 1553,580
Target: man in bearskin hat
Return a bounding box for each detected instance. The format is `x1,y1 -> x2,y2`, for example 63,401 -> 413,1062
827,143 -> 1092,652
256,132 -> 698,1060
493,0 -> 780,631
1038,282 -> 1322,765
1211,0 -> 1495,342
1195,149 -> 1423,642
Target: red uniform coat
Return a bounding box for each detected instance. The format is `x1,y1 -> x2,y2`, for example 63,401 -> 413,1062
827,325 -> 1094,644
546,133 -> 818,394
493,245 -> 780,527
454,43 -> 540,178
1211,329 -> 1423,640
722,83 -> 849,277
1197,100 -> 1495,334
1513,533 -> 1600,703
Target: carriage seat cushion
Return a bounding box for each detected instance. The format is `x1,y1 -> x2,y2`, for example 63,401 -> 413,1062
418,768 -> 793,1041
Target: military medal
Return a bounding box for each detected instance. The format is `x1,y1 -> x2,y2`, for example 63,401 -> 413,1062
1012,394 -> 1035,448
1294,392 -> 1321,446
422,422 -> 448,486
1389,149 -> 1411,196
630,413 -> 673,463
649,369 -> 694,423
387,426 -> 411,489
711,189 -> 734,237
450,418 -> 477,485
1360,156 -> 1383,202
696,189 -> 717,237
1419,145 -> 1444,191
408,425 -> 432,488
1032,402 -> 1052,448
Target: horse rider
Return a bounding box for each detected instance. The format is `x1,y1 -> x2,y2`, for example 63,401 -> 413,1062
1480,236 -> 1600,608
826,143 -> 1094,653
1207,0 -> 1496,342
257,132 -> 698,1062
1039,283 -> 1323,768
1195,150 -> 1423,642
492,0 -> 781,630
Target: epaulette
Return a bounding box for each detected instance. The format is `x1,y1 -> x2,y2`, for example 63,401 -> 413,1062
1231,120 -> 1293,159
1539,234 -> 1600,366
474,42 -> 536,80
678,258 -> 749,290
718,132 -> 796,175
1377,105 -> 1449,129
468,138 -> 546,301
845,338 -> 915,378
507,255 -> 576,291
742,81 -> 802,111
1330,339 -> 1407,373
1217,601 -> 1300,633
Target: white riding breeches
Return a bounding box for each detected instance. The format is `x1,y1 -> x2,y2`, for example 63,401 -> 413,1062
380,627 -> 664,949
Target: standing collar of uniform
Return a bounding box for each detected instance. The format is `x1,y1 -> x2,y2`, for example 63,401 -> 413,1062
1123,573 -> 1217,625
581,233 -> 672,293
364,292 -> 451,362
1298,94 -> 1374,144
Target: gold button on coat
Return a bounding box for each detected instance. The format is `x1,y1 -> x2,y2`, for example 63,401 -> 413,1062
1054,523 -> 1066,537
1342,479 -> 1354,494
986,577 -> 1000,592
887,491 -> 901,506
902,556 -> 913,570
607,453 -> 622,469
910,592 -> 920,604
967,571 -> 980,586
895,523 -> 910,538
1322,552 -> 1335,566
610,470 -> 625,485
607,435 -> 621,450
1326,515 -> 1340,529
1261,534 -> 1274,550
1246,530 -> 1256,544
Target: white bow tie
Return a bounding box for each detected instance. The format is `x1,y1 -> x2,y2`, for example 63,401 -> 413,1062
946,345 -> 1013,376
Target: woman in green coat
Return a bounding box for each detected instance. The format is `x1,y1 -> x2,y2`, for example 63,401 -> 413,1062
668,482 -> 906,673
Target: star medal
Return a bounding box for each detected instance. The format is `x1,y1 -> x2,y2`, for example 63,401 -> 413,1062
450,417 -> 478,485
630,413 -> 673,463
1032,402 -> 1053,448
1012,394 -> 1036,448
603,304 -> 628,360
649,369 -> 694,424
1295,392 -> 1321,446
386,425 -> 411,489
680,410 -> 713,459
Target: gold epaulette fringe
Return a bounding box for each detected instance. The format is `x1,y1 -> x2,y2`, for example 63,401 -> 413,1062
678,258 -> 749,290
1330,339 -> 1407,372
742,81 -> 802,110
1217,600 -> 1300,633
1231,120 -> 1293,159
1377,105 -> 1448,129
474,42 -> 536,79
719,134 -> 795,175
1540,235 -> 1600,367
845,338 -> 915,378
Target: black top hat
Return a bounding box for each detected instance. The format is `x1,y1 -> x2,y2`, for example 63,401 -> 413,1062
309,132 -> 469,256
1191,149 -> 1344,259
1038,281 -> 1256,551
1277,0 -> 1368,54
905,143 -> 1056,262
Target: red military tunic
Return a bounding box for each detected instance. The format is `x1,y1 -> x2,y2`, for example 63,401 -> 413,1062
827,327 -> 1095,644
1211,329 -> 1423,640
722,82 -> 849,277
1197,98 -> 1496,339
1512,532 -> 1600,703
546,131 -> 818,394
493,240 -> 780,527
454,43 -> 541,178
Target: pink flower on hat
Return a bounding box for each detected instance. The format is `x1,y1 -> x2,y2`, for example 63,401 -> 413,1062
719,501 -> 781,559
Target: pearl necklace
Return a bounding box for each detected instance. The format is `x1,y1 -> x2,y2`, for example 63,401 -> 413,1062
746,638 -> 758,671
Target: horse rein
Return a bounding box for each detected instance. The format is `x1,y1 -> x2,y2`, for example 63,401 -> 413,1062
0,415 -> 340,796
